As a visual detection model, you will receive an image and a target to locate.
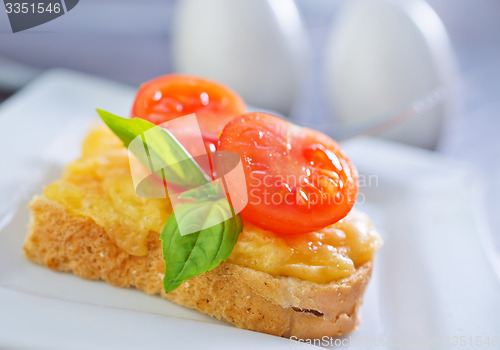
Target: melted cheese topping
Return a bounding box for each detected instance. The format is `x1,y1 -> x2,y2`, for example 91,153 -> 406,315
44,125 -> 382,283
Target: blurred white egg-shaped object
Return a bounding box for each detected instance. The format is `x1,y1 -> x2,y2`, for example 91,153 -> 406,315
324,0 -> 459,149
173,0 -> 308,116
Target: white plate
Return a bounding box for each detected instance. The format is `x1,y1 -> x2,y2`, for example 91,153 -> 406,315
0,69 -> 499,349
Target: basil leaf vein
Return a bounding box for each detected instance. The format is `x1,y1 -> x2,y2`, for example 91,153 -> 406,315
160,201 -> 242,292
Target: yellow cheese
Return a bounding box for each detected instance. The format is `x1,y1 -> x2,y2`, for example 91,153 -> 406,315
44,125 -> 381,283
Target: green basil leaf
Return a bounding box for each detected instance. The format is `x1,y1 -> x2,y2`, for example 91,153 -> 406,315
177,179 -> 223,201
96,109 -> 209,188
160,200 -> 242,292
97,109 -> 243,293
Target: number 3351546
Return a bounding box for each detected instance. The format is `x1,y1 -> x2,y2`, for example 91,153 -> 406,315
5,2 -> 61,14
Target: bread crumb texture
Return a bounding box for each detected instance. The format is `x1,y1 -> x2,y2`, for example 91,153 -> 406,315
24,196 -> 373,339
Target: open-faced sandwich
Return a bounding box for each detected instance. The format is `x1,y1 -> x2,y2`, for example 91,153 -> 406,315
24,75 -> 381,339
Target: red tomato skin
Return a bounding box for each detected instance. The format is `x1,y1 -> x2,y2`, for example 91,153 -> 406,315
131,74 -> 246,139
219,112 -> 358,235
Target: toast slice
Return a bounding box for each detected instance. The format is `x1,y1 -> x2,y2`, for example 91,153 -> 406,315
25,195 -> 373,339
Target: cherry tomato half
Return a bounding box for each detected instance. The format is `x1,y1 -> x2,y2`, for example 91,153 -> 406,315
131,74 -> 246,142
219,112 -> 358,235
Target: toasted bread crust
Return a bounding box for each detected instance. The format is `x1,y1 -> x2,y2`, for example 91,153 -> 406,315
24,196 -> 373,339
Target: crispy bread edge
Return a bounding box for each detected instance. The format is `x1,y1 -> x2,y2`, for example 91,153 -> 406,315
24,195 -> 373,339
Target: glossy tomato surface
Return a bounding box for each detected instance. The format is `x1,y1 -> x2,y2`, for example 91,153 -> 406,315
219,112 -> 358,235
131,74 -> 246,141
